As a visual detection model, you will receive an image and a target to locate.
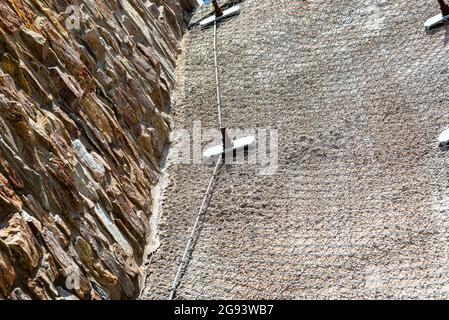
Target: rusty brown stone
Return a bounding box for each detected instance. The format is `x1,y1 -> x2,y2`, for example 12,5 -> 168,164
0,213 -> 41,273
0,0 -> 194,300
0,249 -> 15,296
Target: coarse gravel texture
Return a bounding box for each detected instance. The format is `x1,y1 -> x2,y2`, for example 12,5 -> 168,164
141,0 -> 449,299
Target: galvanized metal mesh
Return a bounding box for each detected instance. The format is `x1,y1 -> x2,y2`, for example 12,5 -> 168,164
141,0 -> 449,299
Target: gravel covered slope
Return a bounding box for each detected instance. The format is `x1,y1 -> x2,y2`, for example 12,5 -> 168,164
142,0 -> 449,299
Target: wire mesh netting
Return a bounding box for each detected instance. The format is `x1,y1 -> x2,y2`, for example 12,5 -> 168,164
141,0 -> 449,299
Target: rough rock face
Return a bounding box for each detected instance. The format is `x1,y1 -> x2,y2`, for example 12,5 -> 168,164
0,0 -> 194,300
143,0 -> 449,300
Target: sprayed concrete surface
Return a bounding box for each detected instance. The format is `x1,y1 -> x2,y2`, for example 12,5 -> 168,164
141,0 -> 449,299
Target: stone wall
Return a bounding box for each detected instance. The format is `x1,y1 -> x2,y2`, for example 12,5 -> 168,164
0,0 -> 195,300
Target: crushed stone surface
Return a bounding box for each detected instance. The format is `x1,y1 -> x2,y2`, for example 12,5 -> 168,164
141,0 -> 449,299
